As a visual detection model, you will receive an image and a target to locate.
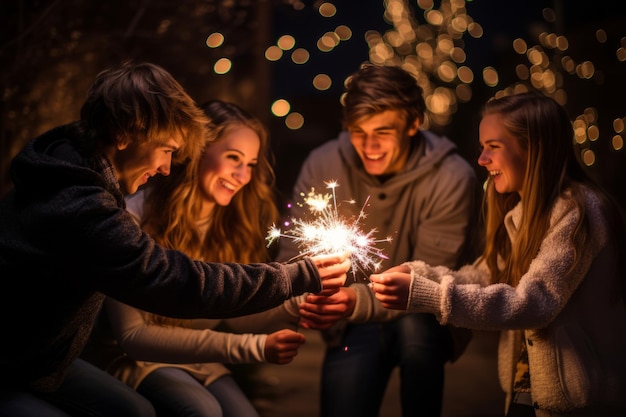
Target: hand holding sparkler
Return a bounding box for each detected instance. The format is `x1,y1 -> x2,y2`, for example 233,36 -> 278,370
298,287 -> 357,330
267,181 -> 391,280
368,264 -> 412,310
310,251 -> 352,293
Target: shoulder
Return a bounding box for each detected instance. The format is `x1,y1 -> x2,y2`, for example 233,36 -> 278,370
422,131 -> 475,175
567,185 -> 609,230
548,186 -> 609,240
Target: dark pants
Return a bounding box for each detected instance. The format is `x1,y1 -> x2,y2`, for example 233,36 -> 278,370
0,358 -> 155,417
320,314 -> 452,417
137,368 -> 259,417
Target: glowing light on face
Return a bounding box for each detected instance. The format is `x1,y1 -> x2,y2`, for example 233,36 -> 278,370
267,181 -> 391,279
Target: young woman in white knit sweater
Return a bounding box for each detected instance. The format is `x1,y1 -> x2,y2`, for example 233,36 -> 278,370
368,91 -> 626,417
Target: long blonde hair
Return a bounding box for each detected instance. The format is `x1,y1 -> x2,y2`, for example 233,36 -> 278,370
140,100 -> 278,263
480,91 -> 615,287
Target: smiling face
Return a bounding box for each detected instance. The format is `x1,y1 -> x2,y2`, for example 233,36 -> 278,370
113,137 -> 180,195
348,109 -> 419,176
478,114 -> 528,197
197,125 -> 260,213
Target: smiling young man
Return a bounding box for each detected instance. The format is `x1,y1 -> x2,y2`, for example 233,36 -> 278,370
277,64 -> 479,417
0,61 -> 350,417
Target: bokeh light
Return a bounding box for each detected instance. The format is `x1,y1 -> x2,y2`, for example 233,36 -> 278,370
318,3 -> 337,18
313,74 -> 332,91
265,45 -> 283,61
278,35 -> 296,50
206,32 -> 224,48
213,58 -> 232,75
271,99 -> 291,117
335,25 -> 352,41
291,48 -> 310,64
285,112 -> 305,129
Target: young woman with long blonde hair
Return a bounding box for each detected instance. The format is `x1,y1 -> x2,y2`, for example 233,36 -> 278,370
369,91 -> 626,417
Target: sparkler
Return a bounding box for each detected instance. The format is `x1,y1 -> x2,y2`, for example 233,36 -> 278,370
267,180 -> 392,279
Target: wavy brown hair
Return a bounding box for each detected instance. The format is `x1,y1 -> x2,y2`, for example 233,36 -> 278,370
342,64 -> 426,129
79,61 -> 209,164
140,100 -> 278,263
481,91 -> 625,290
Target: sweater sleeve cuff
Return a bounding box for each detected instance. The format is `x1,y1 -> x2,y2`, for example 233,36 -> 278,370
408,272 -> 444,321
286,258 -> 322,295
348,283 -> 375,322
283,294 -> 305,318
257,334 -> 268,362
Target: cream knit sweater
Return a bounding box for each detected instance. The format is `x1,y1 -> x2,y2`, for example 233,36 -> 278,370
351,187 -> 626,416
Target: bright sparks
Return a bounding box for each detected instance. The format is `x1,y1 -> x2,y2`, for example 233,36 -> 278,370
267,181 -> 391,278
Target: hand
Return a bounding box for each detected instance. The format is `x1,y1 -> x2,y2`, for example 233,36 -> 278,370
310,252 -> 351,292
368,270 -> 412,310
298,287 -> 356,330
264,329 -> 306,364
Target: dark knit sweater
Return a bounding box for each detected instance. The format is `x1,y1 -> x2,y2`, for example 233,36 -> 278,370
0,125 -> 321,392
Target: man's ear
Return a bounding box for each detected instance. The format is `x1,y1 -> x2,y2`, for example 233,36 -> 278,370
407,118 -> 420,137
116,136 -> 130,150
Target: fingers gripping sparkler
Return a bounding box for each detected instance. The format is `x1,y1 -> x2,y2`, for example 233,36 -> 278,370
267,180 -> 392,279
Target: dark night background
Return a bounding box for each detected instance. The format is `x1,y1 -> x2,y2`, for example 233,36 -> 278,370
2,0 -> 625,210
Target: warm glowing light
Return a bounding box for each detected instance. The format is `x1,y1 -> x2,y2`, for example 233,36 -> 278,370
265,45 -> 283,61
206,33 -> 224,48
425,10 -> 443,26
513,38 -> 528,55
467,22 -> 483,38
318,2 -> 337,18
482,67 -> 499,87
450,47 -> 466,63
457,66 -> 474,83
267,182 -> 391,278
455,84 -> 472,102
285,112 -> 304,130
335,25 -> 352,41
542,7 -> 557,23
318,32 -> 340,52
291,48 -> 310,64
213,58 -> 232,75
313,74 -> 332,90
277,35 -> 296,50
574,118 -> 588,141
271,99 -> 291,117
561,56 -> 576,73
437,61 -> 456,83
581,149 -> 596,166
576,61 -> 595,79
556,35 -> 568,51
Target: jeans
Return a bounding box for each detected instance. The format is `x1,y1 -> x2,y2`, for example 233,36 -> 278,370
320,314 -> 452,417
137,367 -> 259,417
0,358 -> 155,417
